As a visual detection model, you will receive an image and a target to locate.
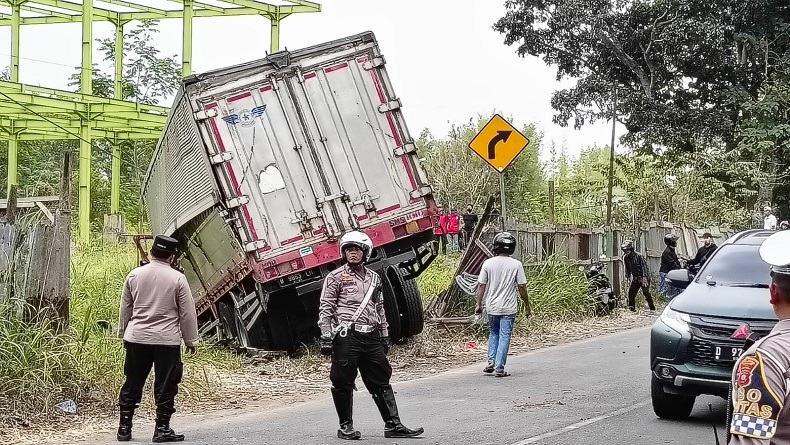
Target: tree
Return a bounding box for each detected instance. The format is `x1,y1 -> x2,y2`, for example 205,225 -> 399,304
494,0 -> 790,212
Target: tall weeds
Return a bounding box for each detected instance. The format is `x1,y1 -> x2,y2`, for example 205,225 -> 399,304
0,242 -> 240,420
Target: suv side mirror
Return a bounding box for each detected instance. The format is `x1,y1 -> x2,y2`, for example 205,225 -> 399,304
666,268 -> 692,290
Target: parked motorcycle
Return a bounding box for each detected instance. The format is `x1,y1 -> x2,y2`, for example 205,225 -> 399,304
579,256 -> 617,316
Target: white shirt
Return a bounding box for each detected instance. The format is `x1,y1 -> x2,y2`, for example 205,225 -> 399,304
765,214 -> 777,230
478,255 -> 527,316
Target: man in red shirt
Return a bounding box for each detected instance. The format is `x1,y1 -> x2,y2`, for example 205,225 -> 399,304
445,208 -> 461,252
434,206 -> 447,255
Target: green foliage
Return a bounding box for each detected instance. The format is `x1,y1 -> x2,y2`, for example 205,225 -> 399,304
494,0 -> 790,214
416,255 -> 459,301
0,243 -> 240,418
525,255 -> 591,320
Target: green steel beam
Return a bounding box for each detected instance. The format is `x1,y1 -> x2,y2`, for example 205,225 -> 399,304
7,1 -> 20,196
79,0 -> 93,242
111,19 -> 125,214
26,0 -> 116,19
270,11 -> 280,53
182,0 -> 193,77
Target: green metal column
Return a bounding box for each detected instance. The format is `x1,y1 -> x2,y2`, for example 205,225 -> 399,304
182,0 -> 193,77
270,12 -> 280,53
79,0 -> 94,242
7,1 -> 21,196
110,21 -> 124,215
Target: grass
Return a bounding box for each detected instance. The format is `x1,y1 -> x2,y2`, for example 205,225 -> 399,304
0,242 -> 241,422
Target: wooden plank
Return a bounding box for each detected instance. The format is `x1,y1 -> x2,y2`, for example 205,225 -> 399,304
0,195 -> 60,210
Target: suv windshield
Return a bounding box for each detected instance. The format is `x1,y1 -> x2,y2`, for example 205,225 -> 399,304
696,244 -> 772,286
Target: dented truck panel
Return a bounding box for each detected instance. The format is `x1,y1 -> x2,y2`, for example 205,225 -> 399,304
143,32 -> 436,350
185,31 -> 434,267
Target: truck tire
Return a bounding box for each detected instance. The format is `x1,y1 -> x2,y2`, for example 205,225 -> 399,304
387,266 -> 424,338
651,376 -> 695,419
217,300 -> 239,340
267,300 -> 295,353
377,270 -> 402,342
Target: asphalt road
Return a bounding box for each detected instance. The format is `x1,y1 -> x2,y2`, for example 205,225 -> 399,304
83,326 -> 728,444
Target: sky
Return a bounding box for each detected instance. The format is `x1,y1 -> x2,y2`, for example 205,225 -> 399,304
0,0 -> 619,163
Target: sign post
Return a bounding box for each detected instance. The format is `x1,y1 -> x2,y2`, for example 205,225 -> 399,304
468,114 -> 530,230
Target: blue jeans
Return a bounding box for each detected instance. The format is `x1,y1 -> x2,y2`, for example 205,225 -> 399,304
487,314 -> 515,371
659,272 -> 668,294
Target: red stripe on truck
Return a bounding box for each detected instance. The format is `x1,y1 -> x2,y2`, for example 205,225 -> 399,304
228,92 -> 252,102
325,62 -> 349,73
260,85 -> 273,92
304,72 -> 317,80
281,235 -> 304,246
204,102 -> 262,244
251,219 -> 416,284
368,70 -> 418,190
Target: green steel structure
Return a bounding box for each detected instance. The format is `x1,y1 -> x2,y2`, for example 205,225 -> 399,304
0,0 -> 320,241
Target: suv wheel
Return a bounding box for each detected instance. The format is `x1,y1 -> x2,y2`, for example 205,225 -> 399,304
651,376 -> 696,419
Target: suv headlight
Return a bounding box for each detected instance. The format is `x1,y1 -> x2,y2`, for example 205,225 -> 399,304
660,306 -> 690,333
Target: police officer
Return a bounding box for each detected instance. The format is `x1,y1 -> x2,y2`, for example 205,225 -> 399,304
621,239 -> 656,312
728,230 -> 790,444
318,231 -> 424,440
116,235 -> 199,443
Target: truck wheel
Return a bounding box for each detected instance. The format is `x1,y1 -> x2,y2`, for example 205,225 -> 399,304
267,299 -> 295,353
377,270 -> 402,342
387,266 -> 424,338
651,376 -> 695,419
217,300 -> 239,341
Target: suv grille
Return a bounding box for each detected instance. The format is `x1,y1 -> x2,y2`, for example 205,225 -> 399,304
686,317 -> 775,370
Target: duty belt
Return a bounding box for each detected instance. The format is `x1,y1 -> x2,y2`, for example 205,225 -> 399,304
334,322 -> 377,337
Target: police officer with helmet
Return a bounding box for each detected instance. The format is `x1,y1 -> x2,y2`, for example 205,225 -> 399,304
116,235 -> 199,443
727,230 -> 790,444
318,230 -> 424,440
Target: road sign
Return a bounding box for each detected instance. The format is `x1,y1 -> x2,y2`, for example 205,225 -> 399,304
468,114 -> 530,172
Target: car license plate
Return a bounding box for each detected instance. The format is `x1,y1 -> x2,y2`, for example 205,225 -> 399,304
278,269 -> 317,287
713,345 -> 744,361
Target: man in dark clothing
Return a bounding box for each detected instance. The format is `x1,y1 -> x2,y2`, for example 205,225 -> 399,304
318,230 -> 423,440
659,233 -> 682,296
621,239 -> 656,312
461,205 -> 478,250
687,232 -> 718,272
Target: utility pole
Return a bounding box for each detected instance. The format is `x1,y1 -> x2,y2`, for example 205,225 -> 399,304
606,84 -> 617,227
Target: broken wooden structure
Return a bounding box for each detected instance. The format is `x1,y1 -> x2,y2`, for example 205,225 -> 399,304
0,153 -> 73,331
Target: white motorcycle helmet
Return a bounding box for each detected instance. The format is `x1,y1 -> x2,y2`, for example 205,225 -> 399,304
339,231 -> 374,262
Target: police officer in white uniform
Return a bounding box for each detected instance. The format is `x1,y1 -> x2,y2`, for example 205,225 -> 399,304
318,231 -> 424,440
728,230 -> 790,444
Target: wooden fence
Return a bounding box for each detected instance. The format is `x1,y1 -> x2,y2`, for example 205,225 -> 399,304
0,154 -> 73,329
428,205 -> 736,319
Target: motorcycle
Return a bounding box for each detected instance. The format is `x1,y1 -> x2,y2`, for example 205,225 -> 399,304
579,256 -> 617,316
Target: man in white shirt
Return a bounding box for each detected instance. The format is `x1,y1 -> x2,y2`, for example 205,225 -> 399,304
765,206 -> 778,230
474,232 -> 531,377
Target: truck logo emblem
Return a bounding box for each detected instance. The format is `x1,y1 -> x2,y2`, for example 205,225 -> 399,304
222,105 -> 267,127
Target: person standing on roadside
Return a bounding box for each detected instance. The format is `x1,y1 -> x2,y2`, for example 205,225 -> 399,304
621,239 -> 656,312
687,232 -> 718,273
659,233 -> 682,296
434,205 -> 447,255
116,235 -> 199,443
764,206 -> 778,230
727,230 -> 790,444
474,232 -> 531,378
445,208 -> 461,252
461,205 -> 479,250
318,231 -> 424,440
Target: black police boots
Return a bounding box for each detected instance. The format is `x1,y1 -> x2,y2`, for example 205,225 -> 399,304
372,387 -> 424,438
116,410 -> 133,441
152,414 -> 185,443
331,388 -> 362,440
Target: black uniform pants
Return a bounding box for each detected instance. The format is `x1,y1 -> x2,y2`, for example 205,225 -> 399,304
628,278 -> 655,311
118,341 -> 183,417
330,331 -> 392,395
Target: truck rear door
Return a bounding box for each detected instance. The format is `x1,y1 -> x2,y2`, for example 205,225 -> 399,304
189,33 -> 432,259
